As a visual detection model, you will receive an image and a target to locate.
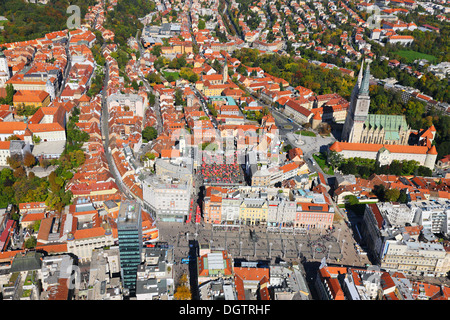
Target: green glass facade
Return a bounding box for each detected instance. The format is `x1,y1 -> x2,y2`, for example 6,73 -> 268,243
117,201 -> 142,297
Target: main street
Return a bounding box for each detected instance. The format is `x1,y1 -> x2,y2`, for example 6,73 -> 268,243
100,56 -> 133,201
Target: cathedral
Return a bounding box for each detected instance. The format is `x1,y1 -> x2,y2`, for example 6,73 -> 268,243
332,60 -> 438,170
341,61 -> 411,145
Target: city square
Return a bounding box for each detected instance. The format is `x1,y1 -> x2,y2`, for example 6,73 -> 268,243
157,218 -> 371,282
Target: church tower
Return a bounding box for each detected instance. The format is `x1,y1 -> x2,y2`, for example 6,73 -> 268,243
341,61 -> 371,143
0,50 -> 10,87
223,57 -> 228,84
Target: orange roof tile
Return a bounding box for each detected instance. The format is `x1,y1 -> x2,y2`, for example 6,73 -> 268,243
330,141 -> 430,154
13,90 -> 49,103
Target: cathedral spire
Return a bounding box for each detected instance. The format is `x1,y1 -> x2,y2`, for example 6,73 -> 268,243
359,62 -> 370,95
357,59 -> 364,89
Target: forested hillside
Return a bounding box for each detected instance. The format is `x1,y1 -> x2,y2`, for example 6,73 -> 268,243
0,0 -> 96,43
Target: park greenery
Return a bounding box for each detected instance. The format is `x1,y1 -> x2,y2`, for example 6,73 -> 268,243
231,48 -> 449,161
232,48 -> 355,100
313,153 -> 334,175
295,130 -> 316,137
369,58 -> 450,103
149,55 -> 198,83
393,50 -> 437,64
103,0 -> 156,48
243,107 -> 269,124
369,85 -> 450,159
0,106 -> 88,215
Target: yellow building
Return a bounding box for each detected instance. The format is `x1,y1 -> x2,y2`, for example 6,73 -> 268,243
203,84 -> 229,97
239,198 -> 268,226
13,90 -> 50,108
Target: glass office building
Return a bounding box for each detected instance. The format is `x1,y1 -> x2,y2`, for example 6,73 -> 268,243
117,200 -> 143,297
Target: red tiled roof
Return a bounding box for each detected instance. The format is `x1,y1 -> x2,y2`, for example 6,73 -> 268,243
330,141 -> 430,154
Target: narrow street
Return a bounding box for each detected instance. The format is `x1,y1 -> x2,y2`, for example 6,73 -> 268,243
100,59 -> 133,201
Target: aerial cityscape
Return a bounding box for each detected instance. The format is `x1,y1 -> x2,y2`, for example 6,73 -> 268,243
0,0 -> 449,303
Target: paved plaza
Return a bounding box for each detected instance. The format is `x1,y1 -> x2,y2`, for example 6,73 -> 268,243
156,219 -> 371,282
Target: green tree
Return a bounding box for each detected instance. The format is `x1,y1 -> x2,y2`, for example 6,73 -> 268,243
398,190 -> 408,203
373,184 -> 387,202
340,161 -> 357,175
385,189 -> 400,202
23,152 -> 36,168
131,80 -> 139,91
142,126 -> 157,142
0,84 -> 14,105
32,220 -> 41,232
417,166 -> 432,177
175,89 -> 185,106
24,236 -> 37,249
147,92 -> 156,107
198,19 -> 206,30
327,151 -> 343,171
151,45 -> 162,57
146,72 -> 162,84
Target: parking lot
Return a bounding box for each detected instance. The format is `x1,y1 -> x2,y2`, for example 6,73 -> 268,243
156,219 -> 371,282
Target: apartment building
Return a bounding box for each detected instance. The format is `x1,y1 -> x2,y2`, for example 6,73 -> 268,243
142,176 -> 192,223
294,203 -> 334,230
203,186 -> 333,229
380,240 -> 450,277
221,198 -> 241,224
315,265 -> 415,300
377,202 -> 420,228
409,200 -> 450,236
136,247 -> 174,300
65,203 -> 115,262
107,93 -> 146,118
267,198 -> 297,227
239,198 -> 268,226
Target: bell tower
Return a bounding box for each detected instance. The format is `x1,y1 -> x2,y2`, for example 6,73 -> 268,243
0,50 -> 10,87
223,57 -> 228,84
341,61 -> 371,143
